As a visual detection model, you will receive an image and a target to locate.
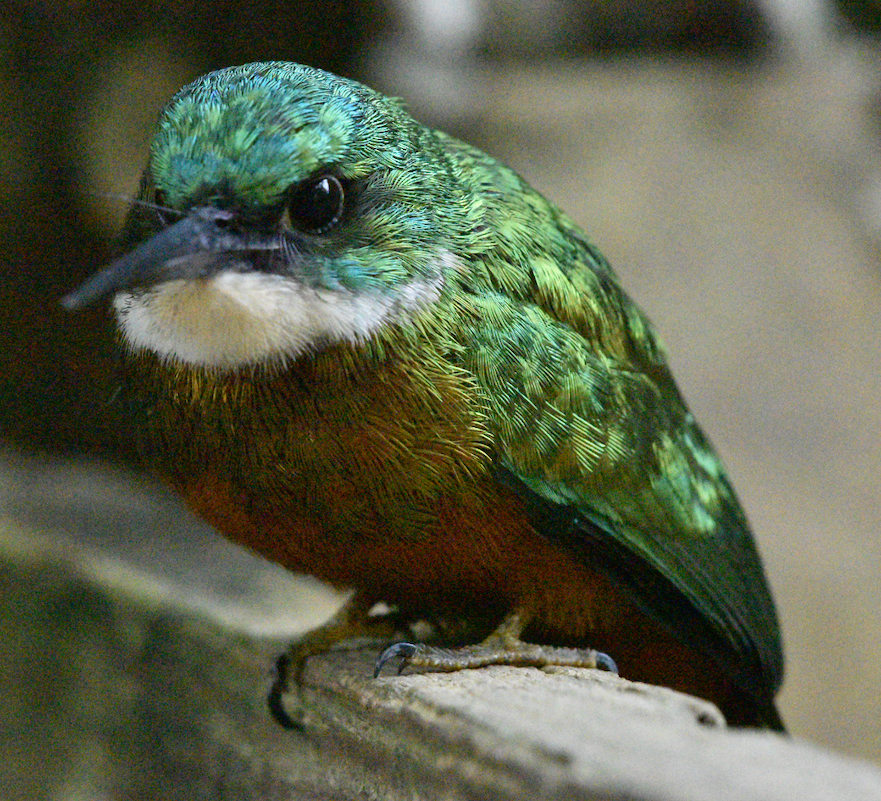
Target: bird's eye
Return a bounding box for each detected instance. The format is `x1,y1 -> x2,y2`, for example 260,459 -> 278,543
285,175 -> 345,234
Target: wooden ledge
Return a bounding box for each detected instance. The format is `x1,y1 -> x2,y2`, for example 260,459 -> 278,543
2,519 -> 881,800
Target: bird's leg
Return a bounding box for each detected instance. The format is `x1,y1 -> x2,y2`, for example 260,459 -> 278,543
374,607 -> 618,676
269,591 -> 398,728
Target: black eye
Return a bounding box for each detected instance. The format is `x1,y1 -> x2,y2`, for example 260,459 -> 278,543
285,175 -> 345,234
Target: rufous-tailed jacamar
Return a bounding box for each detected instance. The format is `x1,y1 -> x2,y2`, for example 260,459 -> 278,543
64,62 -> 784,730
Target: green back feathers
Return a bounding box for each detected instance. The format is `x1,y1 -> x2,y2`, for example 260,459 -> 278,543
434,129 -> 783,700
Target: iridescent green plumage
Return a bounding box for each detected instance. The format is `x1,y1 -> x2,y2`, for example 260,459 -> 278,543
439,134 -> 782,705
66,62 -> 783,727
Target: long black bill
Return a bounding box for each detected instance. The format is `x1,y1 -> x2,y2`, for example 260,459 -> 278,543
62,207 -> 240,310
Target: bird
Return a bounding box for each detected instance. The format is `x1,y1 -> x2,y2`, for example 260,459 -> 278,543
64,61 -> 784,730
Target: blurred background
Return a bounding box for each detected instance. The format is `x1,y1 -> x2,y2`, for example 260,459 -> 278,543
2,0 -> 880,771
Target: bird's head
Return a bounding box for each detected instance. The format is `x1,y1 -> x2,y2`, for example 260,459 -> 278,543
65,62 -> 471,370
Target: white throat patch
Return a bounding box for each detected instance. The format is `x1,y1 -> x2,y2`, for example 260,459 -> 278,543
113,260 -> 446,369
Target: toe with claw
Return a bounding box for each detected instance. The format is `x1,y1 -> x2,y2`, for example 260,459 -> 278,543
373,607 -> 618,679
374,642 -> 419,677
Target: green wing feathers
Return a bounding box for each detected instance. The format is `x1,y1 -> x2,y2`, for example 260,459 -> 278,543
445,137 -> 783,701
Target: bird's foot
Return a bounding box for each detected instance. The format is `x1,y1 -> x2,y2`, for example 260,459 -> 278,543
374,608 -> 618,677
268,593 -> 398,729
374,640 -> 617,676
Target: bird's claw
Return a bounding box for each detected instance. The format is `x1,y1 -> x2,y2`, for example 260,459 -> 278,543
374,641 -> 419,677
267,653 -> 303,729
595,651 -> 618,674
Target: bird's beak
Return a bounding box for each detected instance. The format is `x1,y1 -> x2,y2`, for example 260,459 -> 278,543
62,206 -> 241,310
